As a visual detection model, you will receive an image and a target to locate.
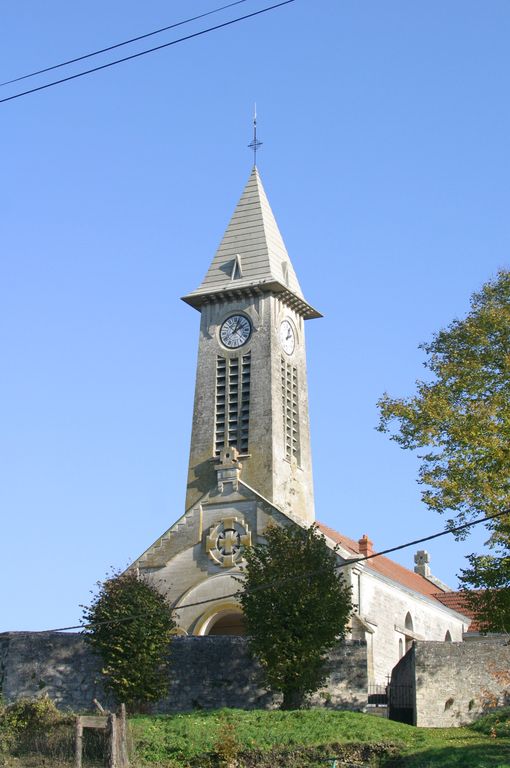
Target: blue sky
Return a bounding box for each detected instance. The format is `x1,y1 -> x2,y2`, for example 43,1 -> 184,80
1,0 -> 508,631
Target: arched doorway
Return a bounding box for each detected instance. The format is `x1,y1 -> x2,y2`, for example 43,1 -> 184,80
207,612 -> 246,636
194,602 -> 246,636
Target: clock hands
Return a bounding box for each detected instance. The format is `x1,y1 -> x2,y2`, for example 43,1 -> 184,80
232,317 -> 249,341
280,321 -> 294,354
220,315 -> 251,349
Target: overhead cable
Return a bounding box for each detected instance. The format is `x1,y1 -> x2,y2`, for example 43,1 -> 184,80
0,0 -> 251,88
0,0 -> 296,105
35,508 -> 508,633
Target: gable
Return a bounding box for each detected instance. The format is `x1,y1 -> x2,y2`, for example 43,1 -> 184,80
130,480 -> 297,571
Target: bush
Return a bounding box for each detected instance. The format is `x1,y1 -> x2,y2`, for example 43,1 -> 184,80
0,696 -> 74,759
213,716 -> 240,768
470,706 -> 510,738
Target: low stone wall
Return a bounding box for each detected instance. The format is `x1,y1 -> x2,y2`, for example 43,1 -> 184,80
0,632 -> 367,713
391,637 -> 510,727
0,632 -> 108,711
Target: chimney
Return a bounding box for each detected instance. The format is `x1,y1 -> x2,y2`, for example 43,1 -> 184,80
358,534 -> 374,557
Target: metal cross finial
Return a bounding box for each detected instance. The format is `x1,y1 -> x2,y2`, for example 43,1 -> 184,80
248,103 -> 262,166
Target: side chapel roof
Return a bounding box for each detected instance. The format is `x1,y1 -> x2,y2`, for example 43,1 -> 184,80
317,522 -> 452,601
433,591 -> 481,631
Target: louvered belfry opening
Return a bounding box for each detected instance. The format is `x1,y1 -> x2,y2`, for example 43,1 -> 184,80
215,353 -> 250,455
215,357 -> 226,455
281,356 -> 300,463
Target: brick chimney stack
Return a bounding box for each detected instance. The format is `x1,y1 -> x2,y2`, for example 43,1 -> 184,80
358,534 -> 374,557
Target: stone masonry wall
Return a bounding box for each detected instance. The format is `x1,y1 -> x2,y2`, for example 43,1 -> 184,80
391,637 -> 510,727
0,632 -> 109,711
0,633 -> 367,713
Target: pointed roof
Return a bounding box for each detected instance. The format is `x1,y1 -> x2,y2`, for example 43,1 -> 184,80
182,167 -> 321,319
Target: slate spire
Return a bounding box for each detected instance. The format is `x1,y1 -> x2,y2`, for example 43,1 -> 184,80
182,167 -> 321,319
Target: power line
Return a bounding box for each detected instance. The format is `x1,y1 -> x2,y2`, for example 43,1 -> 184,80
36,508 -> 508,634
0,0 -> 251,88
343,511 -> 501,566
0,0 -> 296,105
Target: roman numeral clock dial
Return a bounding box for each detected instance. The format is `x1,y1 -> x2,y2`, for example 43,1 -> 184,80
220,314 -> 252,349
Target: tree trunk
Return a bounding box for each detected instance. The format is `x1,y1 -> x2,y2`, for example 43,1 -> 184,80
281,689 -> 305,710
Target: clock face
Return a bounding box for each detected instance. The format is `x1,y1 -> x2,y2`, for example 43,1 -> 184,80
279,320 -> 295,355
220,314 -> 252,348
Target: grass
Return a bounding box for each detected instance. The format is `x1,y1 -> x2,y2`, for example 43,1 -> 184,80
129,708 -> 510,767
1,705 -> 508,767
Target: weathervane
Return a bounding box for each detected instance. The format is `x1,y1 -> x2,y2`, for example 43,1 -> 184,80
248,104 -> 262,166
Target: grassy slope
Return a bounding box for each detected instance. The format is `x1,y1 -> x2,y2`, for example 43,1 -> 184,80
130,709 -> 510,767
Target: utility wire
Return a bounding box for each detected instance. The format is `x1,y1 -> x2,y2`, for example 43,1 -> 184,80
0,0 -> 295,105
36,508 -> 508,633
0,0 -> 251,88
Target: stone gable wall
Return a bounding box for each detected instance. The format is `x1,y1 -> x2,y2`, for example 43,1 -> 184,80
0,633 -> 367,713
391,637 -> 510,727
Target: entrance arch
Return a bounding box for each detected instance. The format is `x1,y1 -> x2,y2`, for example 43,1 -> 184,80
208,612 -> 246,636
194,602 -> 246,636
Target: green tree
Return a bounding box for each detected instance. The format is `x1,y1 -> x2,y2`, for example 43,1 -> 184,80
377,269 -> 510,531
377,270 -> 510,632
238,523 -> 353,710
459,523 -> 510,634
82,570 -> 175,711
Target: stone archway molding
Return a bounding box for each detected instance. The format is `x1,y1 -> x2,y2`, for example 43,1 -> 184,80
193,601 -> 244,636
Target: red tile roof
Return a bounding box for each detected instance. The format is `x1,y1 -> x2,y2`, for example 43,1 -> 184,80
433,591 -> 481,631
316,521 -> 459,603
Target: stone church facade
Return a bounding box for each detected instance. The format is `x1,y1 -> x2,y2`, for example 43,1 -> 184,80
130,166 -> 469,686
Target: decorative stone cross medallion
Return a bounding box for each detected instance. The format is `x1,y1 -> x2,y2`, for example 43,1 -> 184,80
205,516 -> 252,568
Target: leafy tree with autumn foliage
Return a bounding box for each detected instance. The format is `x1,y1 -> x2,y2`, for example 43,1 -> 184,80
377,270 -> 510,631
238,524 -> 353,709
82,570 -> 175,711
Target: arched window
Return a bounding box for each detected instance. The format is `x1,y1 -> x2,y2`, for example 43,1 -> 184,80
444,630 -> 452,642
404,612 -> 414,652
398,637 -> 404,658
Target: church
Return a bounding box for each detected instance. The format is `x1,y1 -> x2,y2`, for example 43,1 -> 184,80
129,165 -> 469,687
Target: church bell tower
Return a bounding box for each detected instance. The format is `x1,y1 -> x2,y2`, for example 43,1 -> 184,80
182,167 -> 321,524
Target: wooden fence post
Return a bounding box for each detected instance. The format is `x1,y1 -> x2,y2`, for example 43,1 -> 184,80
74,717 -> 83,768
119,703 -> 129,767
107,712 -> 118,768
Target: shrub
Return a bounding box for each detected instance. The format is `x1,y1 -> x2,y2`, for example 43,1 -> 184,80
213,716 -> 240,768
0,696 -> 74,758
470,706 -> 510,738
